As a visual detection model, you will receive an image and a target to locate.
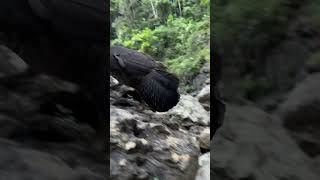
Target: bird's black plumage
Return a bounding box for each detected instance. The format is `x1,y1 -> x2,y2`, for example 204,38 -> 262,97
110,46 -> 180,112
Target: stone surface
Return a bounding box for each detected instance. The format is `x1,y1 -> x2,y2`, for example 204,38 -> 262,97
195,152 -> 210,180
110,87 -> 202,180
110,76 -> 119,87
0,45 -> 211,180
0,45 -> 28,78
169,94 -> 210,126
277,73 -> 320,157
0,74 -> 106,179
197,85 -> 210,111
211,104 -> 320,180
198,128 -> 210,150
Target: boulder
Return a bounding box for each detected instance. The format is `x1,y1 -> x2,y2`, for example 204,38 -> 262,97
211,104 -> 320,180
0,74 -> 105,179
169,94 -> 210,126
110,103 -> 200,180
0,45 -> 28,77
277,73 -> 320,157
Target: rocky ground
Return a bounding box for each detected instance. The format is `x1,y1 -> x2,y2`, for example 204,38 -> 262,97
110,77 -> 211,180
212,72 -> 320,180
2,38 -> 320,180
0,44 -> 107,179
0,44 -> 212,180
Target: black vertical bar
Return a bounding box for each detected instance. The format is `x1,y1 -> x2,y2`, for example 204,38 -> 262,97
105,0 -> 111,179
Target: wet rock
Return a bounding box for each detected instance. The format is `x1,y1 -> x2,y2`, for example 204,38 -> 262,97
277,73 -> 320,157
212,104 -> 320,180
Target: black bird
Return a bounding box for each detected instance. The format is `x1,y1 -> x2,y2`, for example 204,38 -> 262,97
0,0 -> 108,141
110,46 -> 180,112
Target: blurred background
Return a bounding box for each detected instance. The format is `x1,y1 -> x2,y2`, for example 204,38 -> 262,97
212,0 -> 320,179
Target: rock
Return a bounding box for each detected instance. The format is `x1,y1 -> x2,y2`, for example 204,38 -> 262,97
277,73 -> 320,157
169,94 -> 210,126
195,152 -> 210,180
0,45 -> 207,179
110,76 -> 119,87
197,85 -> 210,103
212,104 -> 320,180
197,85 -> 210,111
0,138 -> 104,180
110,93 -> 200,180
0,74 -> 105,179
192,74 -> 209,93
0,45 -> 28,77
198,128 -> 210,150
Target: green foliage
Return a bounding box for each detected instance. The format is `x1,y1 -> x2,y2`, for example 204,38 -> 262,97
183,84 -> 196,93
112,0 -> 210,86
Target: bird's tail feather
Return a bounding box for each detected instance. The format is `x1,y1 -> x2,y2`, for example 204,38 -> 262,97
136,69 -> 180,112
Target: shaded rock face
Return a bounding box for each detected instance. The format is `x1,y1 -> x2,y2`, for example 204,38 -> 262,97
195,152 -> 210,180
0,47 -> 106,179
0,45 -> 28,77
110,84 -> 204,180
0,139 -> 104,180
277,73 -> 320,157
212,104 -> 320,180
0,74 -> 107,179
0,45 -> 211,179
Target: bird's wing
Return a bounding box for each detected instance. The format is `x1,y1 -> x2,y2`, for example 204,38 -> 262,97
111,46 -> 156,76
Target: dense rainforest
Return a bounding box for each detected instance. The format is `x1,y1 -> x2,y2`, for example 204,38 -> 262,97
111,0 -> 210,92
